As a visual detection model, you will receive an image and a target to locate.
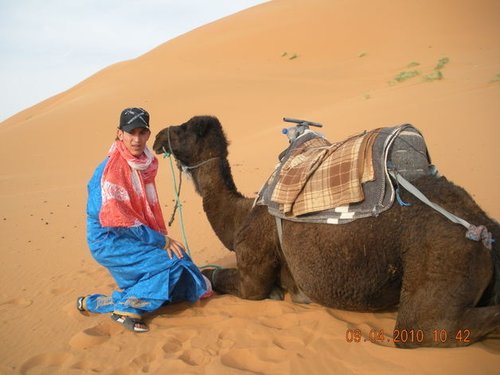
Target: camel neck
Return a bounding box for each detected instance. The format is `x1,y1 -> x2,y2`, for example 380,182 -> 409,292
191,158 -> 241,198
191,158 -> 252,250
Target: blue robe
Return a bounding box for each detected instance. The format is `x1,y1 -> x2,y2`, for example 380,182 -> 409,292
85,159 -> 207,317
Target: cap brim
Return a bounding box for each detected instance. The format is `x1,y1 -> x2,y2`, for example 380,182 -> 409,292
120,123 -> 150,133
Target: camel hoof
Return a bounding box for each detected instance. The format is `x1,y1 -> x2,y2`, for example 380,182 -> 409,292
201,268 -> 216,286
291,291 -> 312,304
269,286 -> 284,300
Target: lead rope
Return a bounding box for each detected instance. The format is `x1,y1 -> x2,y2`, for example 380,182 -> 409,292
162,147 -> 191,256
167,165 -> 182,227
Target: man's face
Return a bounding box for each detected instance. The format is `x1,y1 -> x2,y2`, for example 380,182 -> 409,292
117,127 -> 151,156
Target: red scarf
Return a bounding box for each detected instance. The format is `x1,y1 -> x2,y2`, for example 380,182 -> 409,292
99,141 -> 167,234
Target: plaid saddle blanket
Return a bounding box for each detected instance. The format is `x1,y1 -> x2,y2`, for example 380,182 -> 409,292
255,124 -> 433,224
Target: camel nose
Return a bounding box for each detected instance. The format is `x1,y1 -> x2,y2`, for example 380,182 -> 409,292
153,131 -> 169,154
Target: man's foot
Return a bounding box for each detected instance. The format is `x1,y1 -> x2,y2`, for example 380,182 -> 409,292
200,274 -> 214,299
110,313 -> 149,333
76,296 -> 89,315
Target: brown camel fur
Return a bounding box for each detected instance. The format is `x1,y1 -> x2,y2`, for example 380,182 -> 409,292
153,115 -> 500,348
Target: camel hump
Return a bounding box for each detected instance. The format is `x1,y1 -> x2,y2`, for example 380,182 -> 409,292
256,124 -> 433,223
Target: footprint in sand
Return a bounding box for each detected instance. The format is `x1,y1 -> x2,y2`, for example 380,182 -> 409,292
159,333 -> 212,366
178,348 -> 211,366
19,352 -> 73,375
259,313 -> 300,330
0,298 -> 33,311
69,322 -> 115,349
106,353 -> 158,375
48,287 -> 72,296
129,353 -> 157,373
70,359 -> 103,373
216,335 -> 235,351
221,347 -> 289,374
161,336 -> 184,354
272,335 -> 307,352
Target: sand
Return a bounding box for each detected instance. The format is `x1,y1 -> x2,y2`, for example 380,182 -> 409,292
1,0 -> 499,373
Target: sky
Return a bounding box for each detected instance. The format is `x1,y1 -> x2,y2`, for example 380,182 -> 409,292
0,0 -> 268,122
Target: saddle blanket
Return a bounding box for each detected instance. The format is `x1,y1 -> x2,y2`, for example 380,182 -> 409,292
271,128 -> 379,216
255,124 -> 433,224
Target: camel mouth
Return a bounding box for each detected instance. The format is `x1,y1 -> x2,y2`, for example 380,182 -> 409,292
153,144 -> 170,155
152,131 -> 170,155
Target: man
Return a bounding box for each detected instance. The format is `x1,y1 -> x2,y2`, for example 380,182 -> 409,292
77,107 -> 211,332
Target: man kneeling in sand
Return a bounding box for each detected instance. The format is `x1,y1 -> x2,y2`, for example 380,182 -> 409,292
77,107 -> 211,332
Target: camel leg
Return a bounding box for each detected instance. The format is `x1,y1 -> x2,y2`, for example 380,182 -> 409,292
203,241 -> 279,300
454,306 -> 500,342
202,268 -> 242,296
395,302 -> 500,348
395,240 -> 499,348
279,262 -> 311,304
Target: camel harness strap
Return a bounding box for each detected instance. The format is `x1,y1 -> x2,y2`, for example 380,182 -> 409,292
390,171 -> 494,250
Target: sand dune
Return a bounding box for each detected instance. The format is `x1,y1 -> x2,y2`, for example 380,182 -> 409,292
1,0 -> 499,373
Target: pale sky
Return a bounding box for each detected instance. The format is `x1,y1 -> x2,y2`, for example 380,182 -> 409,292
0,0 -> 268,122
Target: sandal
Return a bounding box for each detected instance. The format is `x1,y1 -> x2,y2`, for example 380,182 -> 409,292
76,296 -> 88,314
110,313 -> 149,333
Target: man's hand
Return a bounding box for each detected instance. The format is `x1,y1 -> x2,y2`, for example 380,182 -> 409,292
165,236 -> 185,259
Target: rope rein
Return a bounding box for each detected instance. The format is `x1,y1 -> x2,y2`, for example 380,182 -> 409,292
181,157 -> 221,172
163,149 -> 191,255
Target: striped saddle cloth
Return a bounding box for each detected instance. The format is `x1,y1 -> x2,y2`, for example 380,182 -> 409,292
255,124 -> 433,224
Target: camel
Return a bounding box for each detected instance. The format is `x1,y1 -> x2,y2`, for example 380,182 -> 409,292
153,115 -> 500,348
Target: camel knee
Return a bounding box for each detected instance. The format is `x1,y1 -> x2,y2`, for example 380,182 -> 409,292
457,305 -> 500,343
239,283 -> 271,300
239,277 -> 275,300
395,305 -> 500,348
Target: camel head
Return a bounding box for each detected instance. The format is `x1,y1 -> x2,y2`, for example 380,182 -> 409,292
153,115 -> 230,169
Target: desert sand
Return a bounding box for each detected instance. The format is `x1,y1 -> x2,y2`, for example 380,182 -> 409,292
1,0 -> 499,373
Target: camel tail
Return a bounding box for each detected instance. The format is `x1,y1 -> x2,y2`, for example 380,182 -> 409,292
475,219 -> 500,306
488,219 -> 500,305
491,246 -> 500,305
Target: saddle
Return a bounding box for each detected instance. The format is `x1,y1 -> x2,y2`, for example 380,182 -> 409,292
255,124 -> 433,224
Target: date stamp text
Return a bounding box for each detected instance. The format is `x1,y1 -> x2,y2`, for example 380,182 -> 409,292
345,328 -> 471,344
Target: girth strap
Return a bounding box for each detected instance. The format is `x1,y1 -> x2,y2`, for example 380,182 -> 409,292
390,171 -> 493,250
275,216 -> 284,250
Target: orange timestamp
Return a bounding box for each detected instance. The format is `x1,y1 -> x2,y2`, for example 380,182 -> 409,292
345,328 -> 472,344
